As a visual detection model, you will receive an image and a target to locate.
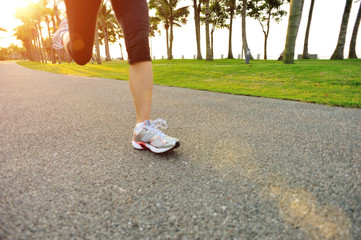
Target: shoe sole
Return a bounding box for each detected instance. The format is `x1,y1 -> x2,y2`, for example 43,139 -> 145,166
132,140 -> 180,154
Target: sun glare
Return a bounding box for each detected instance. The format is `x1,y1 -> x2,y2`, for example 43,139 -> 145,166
0,0 -> 37,47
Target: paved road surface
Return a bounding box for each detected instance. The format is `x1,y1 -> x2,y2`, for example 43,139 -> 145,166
1,62 -> 360,239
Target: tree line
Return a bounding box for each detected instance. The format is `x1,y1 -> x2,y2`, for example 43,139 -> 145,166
1,0 -> 360,64
6,0 -> 122,64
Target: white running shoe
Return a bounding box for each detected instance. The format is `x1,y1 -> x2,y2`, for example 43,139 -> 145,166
132,119 -> 180,154
52,19 -> 69,50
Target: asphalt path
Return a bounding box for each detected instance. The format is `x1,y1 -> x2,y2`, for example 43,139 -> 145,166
1,61 -> 360,239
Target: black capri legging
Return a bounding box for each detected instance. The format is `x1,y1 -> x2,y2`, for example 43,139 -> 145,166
64,0 -> 151,65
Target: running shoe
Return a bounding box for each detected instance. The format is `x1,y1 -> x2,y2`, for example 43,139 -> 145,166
132,119 -> 180,153
52,19 -> 69,50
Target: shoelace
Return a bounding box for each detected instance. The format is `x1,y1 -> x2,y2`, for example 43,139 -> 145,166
147,118 -> 168,138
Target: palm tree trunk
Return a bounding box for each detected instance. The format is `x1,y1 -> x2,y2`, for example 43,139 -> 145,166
34,37 -> 41,62
103,26 -> 111,61
284,0 -> 303,64
264,33 -> 268,60
165,26 -> 170,59
211,28 -> 214,59
26,39 -> 34,61
31,39 -> 36,61
169,24 -> 174,60
119,42 -> 124,60
31,37 -> 38,62
242,0 -> 247,58
279,0 -> 304,61
53,2 -> 61,27
45,17 -> 56,64
51,15 -> 57,31
193,0 -> 202,59
25,40 -> 34,61
228,9 -> 234,59
50,15 -> 60,63
38,22 -> 48,63
331,0 -> 353,60
302,0 -> 315,59
349,1 -> 361,58
94,26 -> 101,64
242,0 -> 253,60
36,29 -> 45,63
205,0 -> 212,61
36,26 -> 43,63
263,12 -> 271,60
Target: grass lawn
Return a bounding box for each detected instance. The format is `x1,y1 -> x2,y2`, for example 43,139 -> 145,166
17,59 -> 361,108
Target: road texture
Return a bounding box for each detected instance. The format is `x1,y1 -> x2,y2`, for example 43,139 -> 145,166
0,61 -> 360,239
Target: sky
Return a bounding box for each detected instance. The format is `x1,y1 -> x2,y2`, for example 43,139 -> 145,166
0,0 -> 360,60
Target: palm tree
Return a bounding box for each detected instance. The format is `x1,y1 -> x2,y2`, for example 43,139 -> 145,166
302,0 -> 315,59
94,23 -> 102,64
284,0 -> 304,64
223,0 -> 238,59
149,16 -> 161,58
31,4 -> 42,62
14,24 -> 33,60
205,0 -> 212,60
331,0 -> 353,60
44,12 -> 56,63
15,6 -> 41,62
40,0 -> 57,63
32,25 -> 42,62
49,0 -> 62,27
50,0 -> 62,30
6,44 -> 26,60
98,1 -> 117,61
248,0 -> 287,60
349,0 -> 361,58
241,0 -> 254,60
30,3 -> 47,63
114,27 -> 125,60
193,0 -> 203,59
205,0 -> 228,58
149,0 -> 190,60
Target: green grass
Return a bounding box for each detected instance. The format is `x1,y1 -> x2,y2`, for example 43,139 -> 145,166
17,59 -> 361,108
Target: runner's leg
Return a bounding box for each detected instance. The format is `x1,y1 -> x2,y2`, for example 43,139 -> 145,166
64,0 -> 101,65
111,0 -> 153,123
129,61 -> 153,123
